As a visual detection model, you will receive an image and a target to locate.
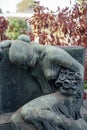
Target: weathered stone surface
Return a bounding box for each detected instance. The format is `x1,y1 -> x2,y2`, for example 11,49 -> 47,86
0,39 -> 86,130
0,46 -> 85,114
0,49 -> 41,114
61,46 -> 85,65
0,123 -> 11,130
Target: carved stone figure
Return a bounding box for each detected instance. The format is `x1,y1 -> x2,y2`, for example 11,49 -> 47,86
0,34 -> 87,130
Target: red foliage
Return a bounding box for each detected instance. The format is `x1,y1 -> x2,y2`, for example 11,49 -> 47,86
27,3 -> 87,80
0,16 -> 9,41
27,3 -> 87,47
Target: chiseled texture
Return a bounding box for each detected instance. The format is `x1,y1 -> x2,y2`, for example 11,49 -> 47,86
0,35 -> 86,130
10,42 -> 85,130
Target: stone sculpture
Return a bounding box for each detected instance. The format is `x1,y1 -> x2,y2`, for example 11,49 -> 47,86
0,34 -> 87,130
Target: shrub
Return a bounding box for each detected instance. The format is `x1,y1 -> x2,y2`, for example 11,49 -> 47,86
6,18 -> 28,40
28,2 -> 87,47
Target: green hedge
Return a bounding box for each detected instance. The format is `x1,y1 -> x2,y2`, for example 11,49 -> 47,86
6,18 -> 28,40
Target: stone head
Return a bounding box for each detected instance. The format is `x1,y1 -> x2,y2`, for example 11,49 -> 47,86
9,40 -> 36,68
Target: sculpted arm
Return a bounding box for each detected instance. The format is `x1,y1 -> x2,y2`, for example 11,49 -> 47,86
41,46 -> 84,80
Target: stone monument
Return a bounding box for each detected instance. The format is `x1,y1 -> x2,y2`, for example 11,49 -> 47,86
0,34 -> 87,130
